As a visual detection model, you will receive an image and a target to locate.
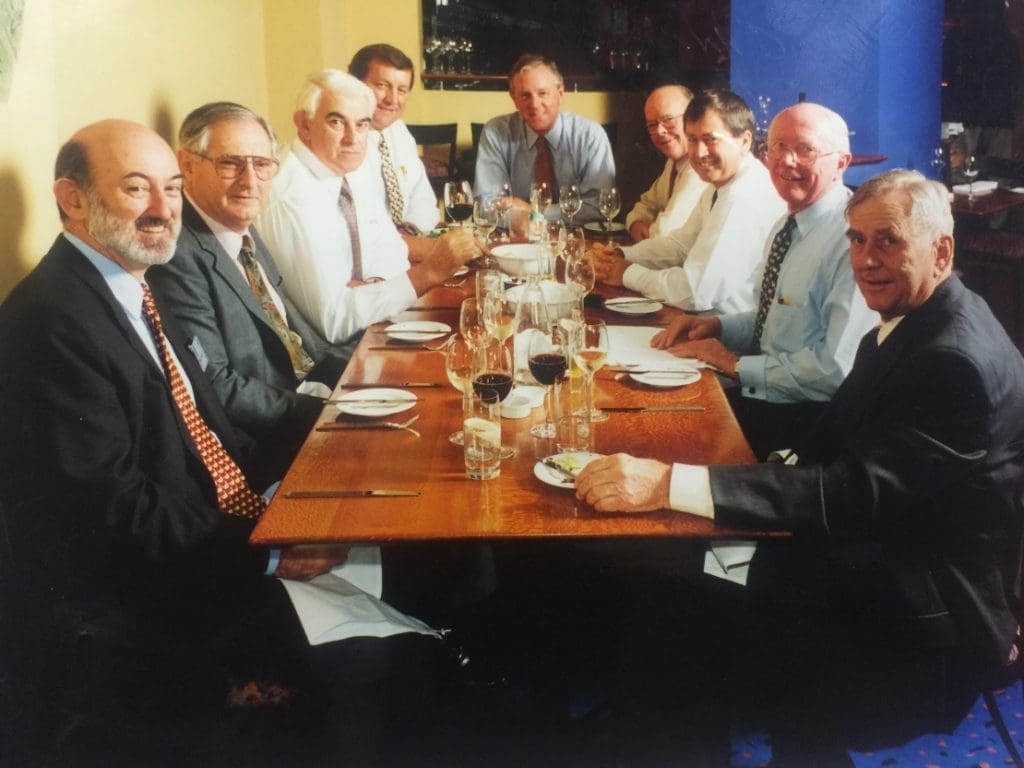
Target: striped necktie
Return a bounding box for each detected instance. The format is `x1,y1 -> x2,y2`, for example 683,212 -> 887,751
379,133 -> 405,227
752,216 -> 798,346
338,178 -> 364,282
140,284 -> 265,519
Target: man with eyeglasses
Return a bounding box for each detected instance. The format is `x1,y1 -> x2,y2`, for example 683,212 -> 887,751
256,69 -> 480,347
650,102 -> 878,457
625,84 -> 708,241
148,102 -> 349,478
591,89 -> 786,315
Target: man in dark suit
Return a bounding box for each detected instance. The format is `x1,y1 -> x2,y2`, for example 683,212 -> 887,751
576,169 -> 1024,764
148,102 -> 348,478
0,119 -> 445,766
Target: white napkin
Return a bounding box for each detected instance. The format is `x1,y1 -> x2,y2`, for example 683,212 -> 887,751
605,325 -> 703,370
703,539 -> 756,586
279,545 -> 443,645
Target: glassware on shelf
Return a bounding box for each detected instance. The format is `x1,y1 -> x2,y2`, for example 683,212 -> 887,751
963,155 -> 979,201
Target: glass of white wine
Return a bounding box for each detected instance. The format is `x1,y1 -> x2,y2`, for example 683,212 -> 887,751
483,290 -> 517,345
573,320 -> 610,423
473,194 -> 499,247
598,186 -> 621,243
445,335 -> 475,445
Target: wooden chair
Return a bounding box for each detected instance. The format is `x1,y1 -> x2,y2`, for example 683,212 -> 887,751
406,122 -> 459,196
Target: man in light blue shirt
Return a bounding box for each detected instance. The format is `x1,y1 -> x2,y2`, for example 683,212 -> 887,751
473,53 -> 615,223
653,103 -> 878,457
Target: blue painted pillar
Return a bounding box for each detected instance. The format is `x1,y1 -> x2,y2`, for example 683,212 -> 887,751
730,0 -> 944,186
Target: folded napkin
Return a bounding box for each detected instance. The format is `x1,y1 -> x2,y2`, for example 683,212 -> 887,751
952,180 -> 997,196
605,325 -> 702,370
279,545 -> 443,645
703,540 -> 756,586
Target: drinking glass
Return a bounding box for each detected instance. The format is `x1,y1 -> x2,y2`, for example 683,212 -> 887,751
475,268 -> 504,304
473,194 -> 499,246
555,371 -> 592,454
471,337 -> 516,458
598,187 -> 621,241
444,181 -> 474,226
530,181 -> 553,214
573,320 -> 610,423
459,296 -> 489,349
559,183 -> 582,224
513,275 -> 552,387
527,324 -> 568,439
463,391 -> 501,480
565,250 -> 596,312
560,225 -> 586,270
445,334 -> 475,445
483,290 -> 517,344
963,155 -> 979,201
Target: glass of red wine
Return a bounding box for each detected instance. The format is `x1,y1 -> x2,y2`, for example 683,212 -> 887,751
527,326 -> 568,439
444,181 -> 474,227
471,337 -> 516,458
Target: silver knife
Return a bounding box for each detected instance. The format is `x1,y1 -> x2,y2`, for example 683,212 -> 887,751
284,490 -> 420,499
541,458 -> 578,484
337,383 -> 439,388
603,406 -> 705,413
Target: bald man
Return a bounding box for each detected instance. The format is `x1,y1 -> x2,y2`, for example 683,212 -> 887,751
652,103 -> 878,457
625,85 -> 708,241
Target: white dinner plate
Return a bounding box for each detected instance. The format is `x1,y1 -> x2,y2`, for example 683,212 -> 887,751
335,388 -> 418,417
584,221 -> 626,233
533,451 -> 603,489
629,369 -> 701,388
604,296 -> 663,315
383,321 -> 451,342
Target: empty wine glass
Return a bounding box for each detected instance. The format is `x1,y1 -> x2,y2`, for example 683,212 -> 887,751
473,194 -> 499,247
573,321 -> 610,423
530,181 -> 553,213
560,225 -> 585,270
559,184 -> 582,224
527,324 -> 567,439
565,250 -> 596,312
445,335 -> 475,445
598,186 -> 621,241
444,181 -> 474,226
459,296 -> 489,349
963,156 -> 979,201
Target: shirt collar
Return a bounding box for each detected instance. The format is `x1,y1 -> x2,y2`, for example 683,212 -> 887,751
185,192 -> 246,259
526,113 -> 564,150
289,138 -> 357,184
877,316 -> 904,345
62,231 -> 146,320
790,182 -> 851,240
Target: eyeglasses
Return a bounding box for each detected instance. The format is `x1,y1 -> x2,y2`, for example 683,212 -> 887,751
766,140 -> 837,165
645,113 -> 684,133
191,152 -> 280,181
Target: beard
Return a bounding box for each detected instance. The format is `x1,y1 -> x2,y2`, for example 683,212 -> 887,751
86,189 -> 180,268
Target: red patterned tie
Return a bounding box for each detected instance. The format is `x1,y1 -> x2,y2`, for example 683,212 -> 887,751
534,135 -> 558,203
141,284 -> 265,519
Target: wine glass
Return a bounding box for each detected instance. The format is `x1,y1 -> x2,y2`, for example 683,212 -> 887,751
527,324 -> 568,439
559,184 -> 582,224
459,296 -> 489,349
530,181 -> 553,214
471,337 -> 516,458
483,290 -> 517,344
963,156 -> 979,201
598,187 -> 621,240
445,335 -> 475,445
930,145 -> 946,181
573,320 -> 610,423
560,225 -> 585,270
473,194 -> 499,247
565,250 -> 596,312
444,181 -> 474,226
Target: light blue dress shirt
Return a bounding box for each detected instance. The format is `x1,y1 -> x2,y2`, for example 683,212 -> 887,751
719,183 -> 879,403
473,111 -> 616,223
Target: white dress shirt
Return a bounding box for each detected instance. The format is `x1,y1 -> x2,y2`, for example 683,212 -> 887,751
255,140 -> 417,345
619,153 -> 787,314
366,120 -> 441,233
624,157 -> 708,238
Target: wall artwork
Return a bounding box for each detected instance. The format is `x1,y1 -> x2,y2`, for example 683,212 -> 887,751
0,0 -> 26,101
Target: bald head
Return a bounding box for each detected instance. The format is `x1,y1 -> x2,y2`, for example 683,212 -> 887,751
765,102 -> 852,212
644,85 -> 693,162
54,119 -> 183,278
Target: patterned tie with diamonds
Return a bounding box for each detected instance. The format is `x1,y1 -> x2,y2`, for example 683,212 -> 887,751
338,177 -> 364,282
752,215 -> 798,346
379,133 -> 405,227
238,235 -> 314,380
140,284 -> 265,520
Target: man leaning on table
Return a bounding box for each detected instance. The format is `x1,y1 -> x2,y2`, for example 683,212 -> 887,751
255,69 -> 479,346
650,102 -> 879,458
0,119 -> 458,765
473,52 -> 615,222
148,102 -> 349,479
350,43 -> 441,235
590,89 -> 786,314
577,169 -> 1024,765
625,84 -> 708,241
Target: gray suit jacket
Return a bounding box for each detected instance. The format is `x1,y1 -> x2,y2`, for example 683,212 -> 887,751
149,200 -> 349,454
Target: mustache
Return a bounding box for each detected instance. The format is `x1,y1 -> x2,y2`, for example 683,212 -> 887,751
136,216 -> 173,230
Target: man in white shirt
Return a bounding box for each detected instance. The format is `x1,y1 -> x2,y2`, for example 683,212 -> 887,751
625,84 -> 707,241
256,69 -> 479,345
591,89 -> 786,314
349,43 -> 441,235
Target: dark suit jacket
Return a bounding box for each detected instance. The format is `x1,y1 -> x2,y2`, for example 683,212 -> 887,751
0,236 -> 274,731
711,277 -> 1024,683
148,200 -> 349,460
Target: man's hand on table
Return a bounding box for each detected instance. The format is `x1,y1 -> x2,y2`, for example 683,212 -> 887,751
589,242 -> 628,286
274,545 -> 351,581
651,315 -> 722,347
575,453 -> 672,513
408,227 -> 482,293
665,338 -> 740,378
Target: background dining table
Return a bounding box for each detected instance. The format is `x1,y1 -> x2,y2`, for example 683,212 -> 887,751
250,267 -> 773,547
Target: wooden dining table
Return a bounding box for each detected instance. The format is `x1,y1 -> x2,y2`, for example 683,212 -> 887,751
250,274 -> 769,547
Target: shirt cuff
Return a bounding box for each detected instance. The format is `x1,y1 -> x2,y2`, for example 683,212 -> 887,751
668,464 -> 715,519
736,354 -> 768,399
265,548 -> 281,576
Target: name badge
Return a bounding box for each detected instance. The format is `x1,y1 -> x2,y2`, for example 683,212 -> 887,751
188,336 -> 209,371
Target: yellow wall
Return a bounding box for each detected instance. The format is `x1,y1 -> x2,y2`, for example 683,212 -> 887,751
0,0 -> 657,301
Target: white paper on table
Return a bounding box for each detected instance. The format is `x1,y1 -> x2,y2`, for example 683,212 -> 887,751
279,545 -> 443,646
703,539 -> 757,587
605,325 -> 704,370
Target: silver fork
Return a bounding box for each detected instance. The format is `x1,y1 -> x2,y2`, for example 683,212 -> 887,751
382,414 -> 421,438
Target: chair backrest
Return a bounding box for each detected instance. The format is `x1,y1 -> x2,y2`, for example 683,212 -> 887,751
601,122 -> 618,150
471,122 -> 485,157
407,123 -> 458,177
